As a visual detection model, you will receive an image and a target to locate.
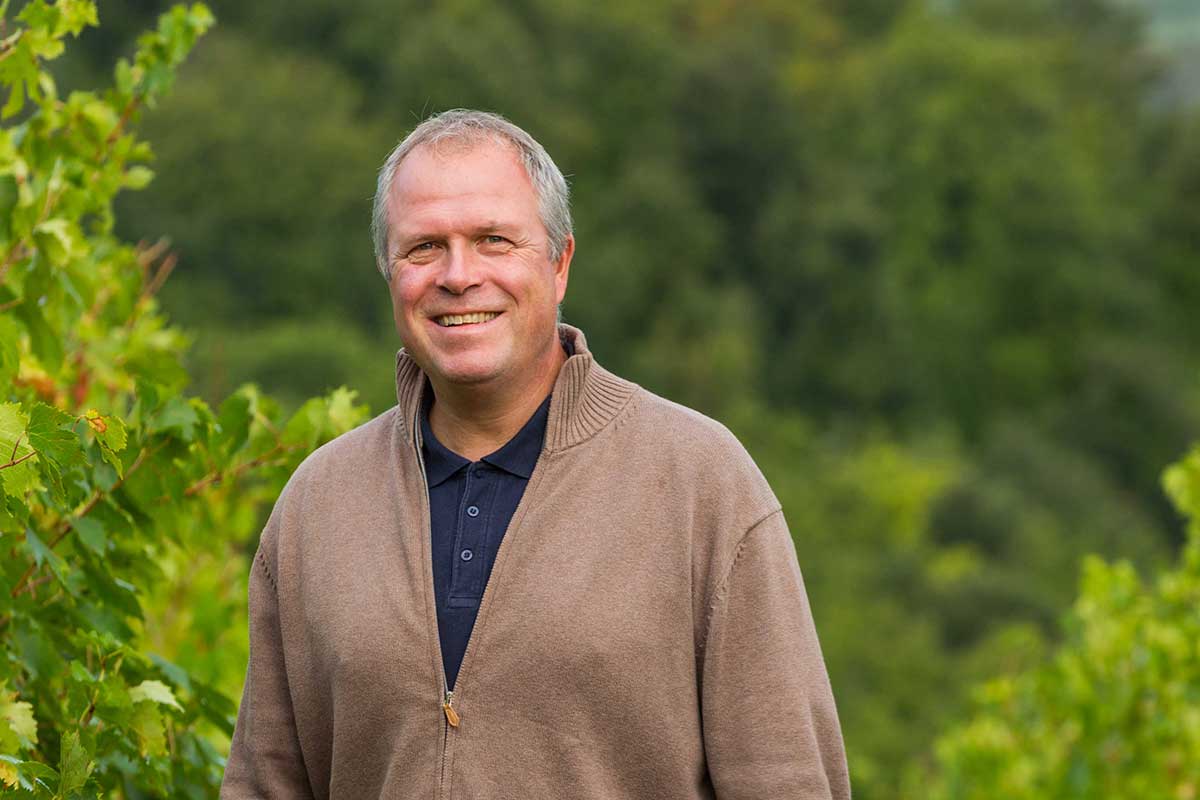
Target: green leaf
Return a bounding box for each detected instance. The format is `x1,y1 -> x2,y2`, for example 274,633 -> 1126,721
24,528 -> 68,587
71,516 -> 105,556
0,402 -> 30,453
96,413 -> 126,454
0,402 -> 38,499
13,301 -> 62,371
128,679 -> 182,712
56,730 -> 91,796
123,165 -> 154,190
27,403 -> 81,468
328,387 -> 365,432
128,703 -> 165,757
31,219 -> 74,267
0,317 -> 19,390
151,396 -> 197,441
216,391 -> 251,454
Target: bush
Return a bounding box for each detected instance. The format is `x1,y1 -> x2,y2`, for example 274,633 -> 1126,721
925,443 -> 1200,799
0,3 -> 365,795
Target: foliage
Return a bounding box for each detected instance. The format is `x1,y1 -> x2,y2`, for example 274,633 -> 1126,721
0,3 -> 366,796
38,0 -> 1200,797
924,445 -> 1200,799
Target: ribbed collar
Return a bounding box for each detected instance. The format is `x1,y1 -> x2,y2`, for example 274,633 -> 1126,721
419,388 -> 551,485
395,324 -> 638,455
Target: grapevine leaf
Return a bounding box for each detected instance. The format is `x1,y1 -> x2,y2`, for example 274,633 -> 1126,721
0,317 -> 19,389
71,516 -> 106,556
328,387 -> 365,432
0,402 -> 38,498
128,703 -> 165,757
0,403 -> 30,454
0,755 -> 59,793
24,528 -> 68,587
27,403 -> 82,468
0,693 -> 37,747
31,219 -> 74,266
13,301 -> 62,370
128,679 -> 182,711
150,396 -> 197,441
96,414 -> 127,454
57,730 -> 91,796
123,166 -> 154,190
215,391 -> 251,454
0,497 -> 18,533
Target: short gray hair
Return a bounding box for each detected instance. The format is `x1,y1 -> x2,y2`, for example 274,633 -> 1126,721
371,109 -> 573,282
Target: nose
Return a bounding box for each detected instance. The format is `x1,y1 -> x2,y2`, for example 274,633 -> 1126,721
436,243 -> 482,295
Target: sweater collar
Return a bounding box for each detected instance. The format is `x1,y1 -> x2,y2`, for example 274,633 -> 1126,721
395,324 -> 637,454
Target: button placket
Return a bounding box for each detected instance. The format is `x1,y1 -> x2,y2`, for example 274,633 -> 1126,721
448,464 -> 495,604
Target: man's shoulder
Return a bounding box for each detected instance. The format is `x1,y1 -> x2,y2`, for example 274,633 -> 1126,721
617,384 -> 779,514
626,387 -> 742,453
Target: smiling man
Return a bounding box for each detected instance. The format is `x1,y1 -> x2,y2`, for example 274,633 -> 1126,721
221,110 -> 851,799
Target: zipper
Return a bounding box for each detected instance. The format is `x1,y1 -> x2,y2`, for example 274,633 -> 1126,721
412,387 -> 550,799
412,409 -> 457,799
442,685 -> 460,728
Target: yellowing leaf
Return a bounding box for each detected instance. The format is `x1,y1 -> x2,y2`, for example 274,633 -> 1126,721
0,694 -> 37,747
128,679 -> 182,711
0,760 -> 16,788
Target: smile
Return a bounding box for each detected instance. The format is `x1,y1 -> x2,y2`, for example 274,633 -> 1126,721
434,311 -> 500,327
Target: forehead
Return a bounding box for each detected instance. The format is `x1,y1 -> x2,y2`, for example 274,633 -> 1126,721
386,138 -> 540,235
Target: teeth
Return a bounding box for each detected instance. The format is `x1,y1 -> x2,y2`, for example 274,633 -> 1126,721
436,311 -> 499,327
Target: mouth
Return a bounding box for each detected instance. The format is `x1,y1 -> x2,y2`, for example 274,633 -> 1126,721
432,311 -> 501,328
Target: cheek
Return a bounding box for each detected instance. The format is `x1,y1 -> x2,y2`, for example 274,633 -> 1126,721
390,275 -> 426,319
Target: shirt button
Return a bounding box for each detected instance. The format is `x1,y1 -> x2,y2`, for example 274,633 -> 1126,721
460,549 -> 474,561
466,505 -> 480,518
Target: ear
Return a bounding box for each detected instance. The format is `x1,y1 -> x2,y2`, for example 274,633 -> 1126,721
553,234 -> 574,304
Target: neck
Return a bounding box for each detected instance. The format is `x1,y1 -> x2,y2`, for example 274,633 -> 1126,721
426,337 -> 566,461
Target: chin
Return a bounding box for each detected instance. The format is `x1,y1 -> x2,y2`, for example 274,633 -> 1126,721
426,354 -> 508,387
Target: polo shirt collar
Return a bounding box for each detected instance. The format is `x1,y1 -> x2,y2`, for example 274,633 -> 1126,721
419,381 -> 553,486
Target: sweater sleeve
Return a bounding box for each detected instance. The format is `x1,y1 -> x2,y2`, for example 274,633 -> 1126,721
220,532 -> 316,799
699,509 -> 851,800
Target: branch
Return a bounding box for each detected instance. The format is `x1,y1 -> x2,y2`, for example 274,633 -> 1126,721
0,449 -> 36,470
9,445 -> 151,599
0,242 -> 27,284
183,442 -> 294,497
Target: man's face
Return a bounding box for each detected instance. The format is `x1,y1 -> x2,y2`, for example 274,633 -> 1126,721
385,138 -> 572,392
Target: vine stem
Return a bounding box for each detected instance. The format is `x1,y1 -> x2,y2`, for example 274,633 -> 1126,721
9,445 -> 150,599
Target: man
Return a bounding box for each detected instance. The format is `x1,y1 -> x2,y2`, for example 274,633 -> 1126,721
221,109 -> 850,799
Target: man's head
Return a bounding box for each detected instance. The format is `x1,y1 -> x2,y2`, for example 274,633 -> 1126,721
372,110 -> 573,283
374,109 -> 575,392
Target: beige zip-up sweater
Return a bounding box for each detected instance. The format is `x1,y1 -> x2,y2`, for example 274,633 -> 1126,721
221,325 -> 850,799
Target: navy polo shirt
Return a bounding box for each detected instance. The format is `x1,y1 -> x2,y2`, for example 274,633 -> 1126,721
420,385 -> 552,691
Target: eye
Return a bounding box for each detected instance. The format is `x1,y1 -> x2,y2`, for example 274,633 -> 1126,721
405,241 -> 440,260
483,235 -> 508,245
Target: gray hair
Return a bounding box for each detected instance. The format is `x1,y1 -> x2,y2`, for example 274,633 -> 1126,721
371,109 -> 573,282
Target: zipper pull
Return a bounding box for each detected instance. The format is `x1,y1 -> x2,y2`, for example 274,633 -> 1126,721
442,690 -> 459,728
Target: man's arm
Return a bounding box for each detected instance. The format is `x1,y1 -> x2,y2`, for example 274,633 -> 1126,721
221,527 -> 315,799
699,509 -> 851,799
